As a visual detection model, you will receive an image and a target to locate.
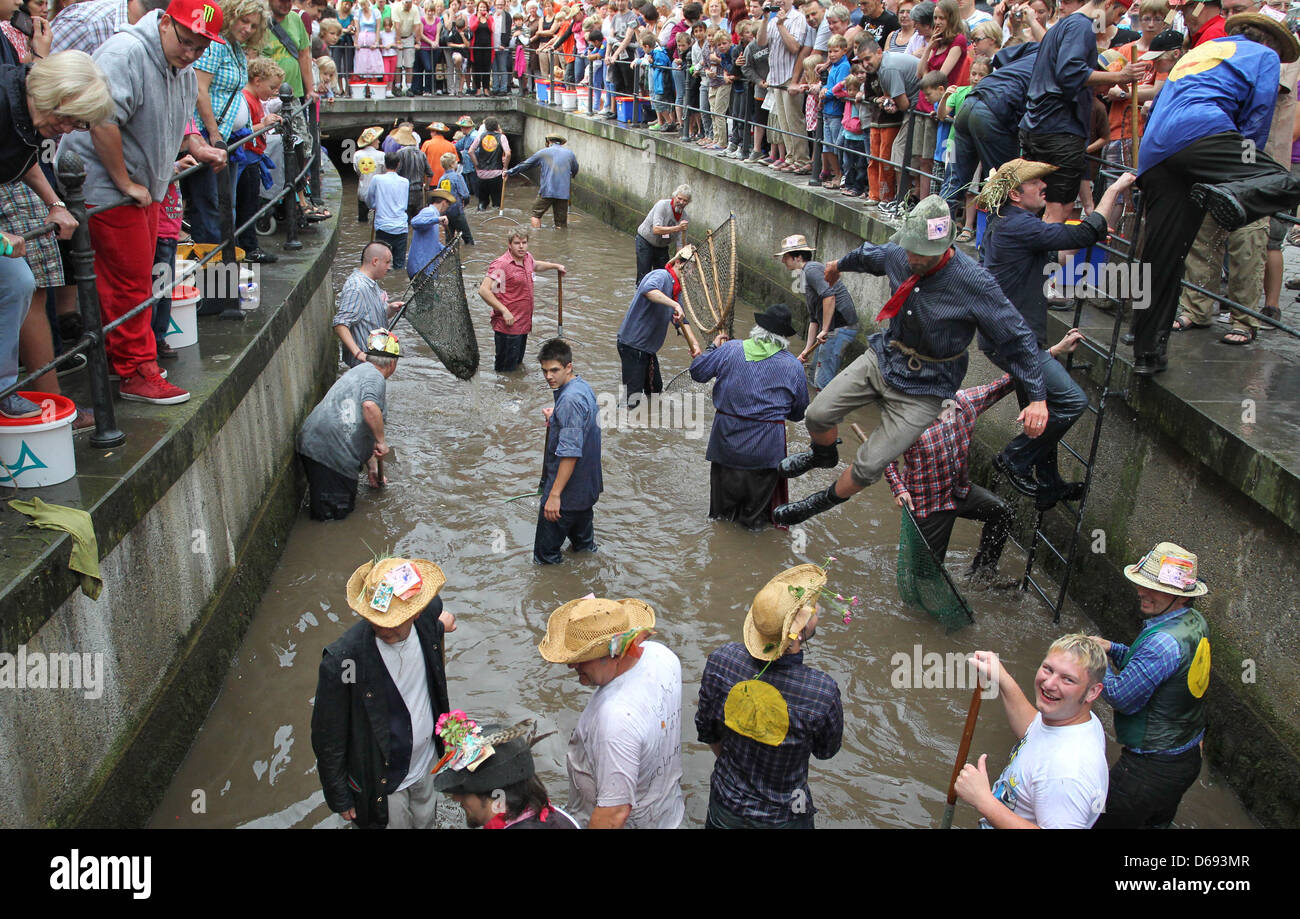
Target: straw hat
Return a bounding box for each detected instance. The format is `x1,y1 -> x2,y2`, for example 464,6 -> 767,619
427,121 -> 452,135
545,132 -> 567,144
1124,542 -> 1208,597
538,597 -> 656,664
430,188 -> 457,203
1226,11 -> 1300,63
743,565 -> 826,661
346,557 -> 446,628
888,194 -> 958,257
773,233 -> 814,258
456,115 -> 475,128
390,124 -> 419,147
977,158 -> 1057,214
357,125 -> 384,148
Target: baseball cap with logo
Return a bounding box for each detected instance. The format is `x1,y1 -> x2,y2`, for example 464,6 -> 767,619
166,0 -> 227,43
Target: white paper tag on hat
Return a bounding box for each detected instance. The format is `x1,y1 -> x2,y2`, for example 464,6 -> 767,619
926,216 -> 950,241
1157,556 -> 1196,590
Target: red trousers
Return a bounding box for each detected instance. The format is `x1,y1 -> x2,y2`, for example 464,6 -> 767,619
870,125 -> 899,202
89,202 -> 161,378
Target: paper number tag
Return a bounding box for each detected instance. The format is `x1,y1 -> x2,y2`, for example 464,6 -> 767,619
926,216 -> 950,241
370,582 -> 395,613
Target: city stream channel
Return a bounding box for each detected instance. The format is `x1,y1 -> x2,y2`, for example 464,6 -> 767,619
150,176 -> 1255,828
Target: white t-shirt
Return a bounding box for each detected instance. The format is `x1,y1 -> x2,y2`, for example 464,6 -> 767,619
376,631 -> 436,792
566,641 -> 685,829
981,712 -> 1108,829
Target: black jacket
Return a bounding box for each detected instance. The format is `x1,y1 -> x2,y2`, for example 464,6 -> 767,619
0,65 -> 41,185
311,602 -> 450,828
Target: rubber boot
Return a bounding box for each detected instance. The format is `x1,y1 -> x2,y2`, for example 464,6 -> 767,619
772,483 -> 849,526
778,438 -> 841,479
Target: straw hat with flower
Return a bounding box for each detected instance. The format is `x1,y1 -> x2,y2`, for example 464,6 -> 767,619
346,557 -> 447,628
977,158 -> 1057,215
743,564 -> 826,661
357,125 -> 385,148
538,597 -> 656,664
1124,542 -> 1208,598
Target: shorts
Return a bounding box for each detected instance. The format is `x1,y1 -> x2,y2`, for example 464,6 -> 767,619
822,116 -> 844,155
530,195 -> 569,226
1019,129 -> 1085,204
914,114 -> 938,162
399,46 -> 416,69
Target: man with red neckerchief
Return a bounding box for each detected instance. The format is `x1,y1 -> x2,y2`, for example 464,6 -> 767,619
615,248 -> 690,407
1179,0 -> 1228,45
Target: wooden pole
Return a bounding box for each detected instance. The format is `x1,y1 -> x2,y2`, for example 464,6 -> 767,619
940,685 -> 984,829
1130,45 -> 1141,173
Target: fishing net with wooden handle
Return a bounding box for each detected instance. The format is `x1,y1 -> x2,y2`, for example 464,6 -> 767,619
897,503 -> 976,631
392,237 -> 479,380
665,214 -> 737,396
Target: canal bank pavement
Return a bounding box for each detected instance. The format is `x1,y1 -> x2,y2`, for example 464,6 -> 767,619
147,177 -> 1257,830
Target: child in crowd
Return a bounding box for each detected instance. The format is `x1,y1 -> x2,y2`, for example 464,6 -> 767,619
727,20 -> 757,157
820,35 -> 850,189
674,29 -> 693,136
380,16 -> 398,90
316,55 -> 340,100
240,58 -> 286,258
789,52 -> 823,172
437,150 -> 475,244
689,22 -> 708,141
586,29 -> 607,113
152,176 -> 184,361
919,70 -> 948,199
938,56 -> 988,241
703,29 -> 735,151
645,30 -> 675,132
835,73 -> 868,198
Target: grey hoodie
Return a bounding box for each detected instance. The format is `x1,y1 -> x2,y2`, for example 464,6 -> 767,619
58,11 -> 199,206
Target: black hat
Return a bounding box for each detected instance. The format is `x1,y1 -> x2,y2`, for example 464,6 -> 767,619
1139,29 -> 1184,60
754,304 -> 797,337
433,721 -> 538,795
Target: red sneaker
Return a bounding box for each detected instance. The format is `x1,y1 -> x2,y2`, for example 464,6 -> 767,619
119,362 -> 189,404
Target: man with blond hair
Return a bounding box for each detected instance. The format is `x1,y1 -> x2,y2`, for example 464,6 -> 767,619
954,634 -> 1110,828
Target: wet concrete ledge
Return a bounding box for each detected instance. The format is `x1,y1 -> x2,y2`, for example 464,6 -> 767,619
0,167 -> 342,827
521,101 -> 1300,827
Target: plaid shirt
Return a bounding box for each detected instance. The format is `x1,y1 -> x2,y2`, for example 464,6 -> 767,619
696,642 -> 842,823
51,0 -> 128,54
1104,607 -> 1205,755
885,375 -> 1014,518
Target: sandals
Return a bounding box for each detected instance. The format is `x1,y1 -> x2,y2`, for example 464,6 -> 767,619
1260,305 -> 1282,330
955,227 -> 976,244
304,205 -> 332,222
1171,315 -> 1209,332
1221,327 -> 1257,345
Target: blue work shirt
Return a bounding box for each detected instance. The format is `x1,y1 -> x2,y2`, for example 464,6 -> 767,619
617,269 -> 677,354
1020,14 -> 1098,138
508,144 -> 579,200
1139,36 -> 1279,177
437,169 -> 470,216
364,171 -> 411,234
690,340 -> 809,469
541,376 -> 603,512
971,45 -> 1037,128
406,206 -> 445,279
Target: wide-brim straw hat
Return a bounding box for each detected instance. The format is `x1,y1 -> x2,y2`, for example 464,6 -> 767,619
1226,12 -> 1300,63
538,597 -> 656,664
430,188 -> 457,203
456,115 -> 475,128
1123,541 -> 1208,598
358,126 -> 384,148
390,125 -> 419,147
346,557 -> 447,628
743,565 -> 826,661
977,158 -> 1057,213
773,233 -> 814,258
545,132 -> 567,144
888,194 -> 958,257
427,121 -> 452,134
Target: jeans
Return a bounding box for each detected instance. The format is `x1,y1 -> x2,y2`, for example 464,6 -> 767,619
235,163 -> 262,253
0,254 -> 37,392
374,228 -> 408,271
617,340 -> 662,406
533,505 -> 596,564
152,237 -> 178,344
945,99 -> 1017,208
182,166 -> 222,244
915,483 -> 1013,571
414,48 -> 433,94
635,235 -> 669,283
843,135 -> 868,195
1094,746 -> 1202,829
704,792 -> 816,829
997,348 -> 1088,485
671,65 -> 686,136
494,330 -> 528,371
813,326 -> 857,389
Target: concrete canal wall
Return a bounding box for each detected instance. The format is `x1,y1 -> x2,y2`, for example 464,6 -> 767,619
0,174 -> 342,827
522,102 -> 1300,827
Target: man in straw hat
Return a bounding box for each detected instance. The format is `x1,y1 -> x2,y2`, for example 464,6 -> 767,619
775,234 -> 860,390
311,557 -> 455,828
538,596 -> 684,828
408,188 -> 456,279
615,245 -> 692,407
390,123 -> 434,219
681,305 -> 810,529
978,159 -> 1136,507
1089,541 -> 1210,828
297,327 -> 401,518
354,126 -> 386,223
535,338 -> 603,564
422,121 -> 459,189
433,717 -> 580,828
954,635 -> 1111,828
507,133 -> 580,229
1129,11 -> 1300,373
695,565 -> 843,828
772,196 -> 1048,526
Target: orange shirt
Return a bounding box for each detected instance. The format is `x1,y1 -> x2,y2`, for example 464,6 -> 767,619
421,135 -> 458,187
1106,41 -> 1165,142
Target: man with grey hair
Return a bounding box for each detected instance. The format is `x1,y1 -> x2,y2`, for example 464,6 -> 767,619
954,636 -> 1110,828
51,0 -> 171,53
635,185 -> 691,281
758,0 -> 809,171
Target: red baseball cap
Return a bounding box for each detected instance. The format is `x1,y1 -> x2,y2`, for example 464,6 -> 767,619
166,0 -> 226,43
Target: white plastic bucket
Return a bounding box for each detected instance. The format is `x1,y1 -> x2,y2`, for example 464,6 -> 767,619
239,267 -> 259,310
560,90 -> 578,112
576,92 -> 590,113
369,81 -> 388,100
350,79 -> 368,99
174,257 -> 199,291
0,392 -> 77,488
167,284 -> 200,349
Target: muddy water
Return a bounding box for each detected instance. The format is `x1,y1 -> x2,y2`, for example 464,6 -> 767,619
150,177 -> 1255,828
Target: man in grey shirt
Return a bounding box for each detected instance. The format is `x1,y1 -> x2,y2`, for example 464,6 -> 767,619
858,37 -> 921,208
635,185 -> 692,282
297,330 -> 400,520
334,242 -> 404,366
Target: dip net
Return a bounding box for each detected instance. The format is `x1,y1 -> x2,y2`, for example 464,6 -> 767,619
678,213 -> 737,345
394,237 -> 479,380
897,504 -> 975,631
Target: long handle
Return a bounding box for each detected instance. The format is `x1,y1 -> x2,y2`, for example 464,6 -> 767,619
499,169 -> 507,217
557,271 -> 564,337
1129,45 -> 1140,173
940,684 -> 983,828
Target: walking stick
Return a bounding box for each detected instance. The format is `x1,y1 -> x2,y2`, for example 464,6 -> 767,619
499,169 -> 507,217
557,271 -> 565,339
940,684 -> 983,829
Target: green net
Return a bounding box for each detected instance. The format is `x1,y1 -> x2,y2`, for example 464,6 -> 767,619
897,505 -> 975,631
395,238 -> 479,380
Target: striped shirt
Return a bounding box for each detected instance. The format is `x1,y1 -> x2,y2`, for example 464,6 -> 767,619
837,243 -> 1046,401
333,269 -> 390,367
196,40 -> 249,140
885,374 -> 1014,518
690,340 -> 809,470
765,8 -> 806,86
1104,608 -> 1205,755
51,0 -> 127,54
696,642 -> 842,824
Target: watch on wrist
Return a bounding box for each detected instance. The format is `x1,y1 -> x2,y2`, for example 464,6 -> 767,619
49,200 -> 66,209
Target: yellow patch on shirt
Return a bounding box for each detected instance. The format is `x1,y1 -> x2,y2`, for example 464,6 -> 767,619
1168,41 -> 1237,81
1188,636 -> 1211,699
480,134 -> 499,153
724,680 -> 789,747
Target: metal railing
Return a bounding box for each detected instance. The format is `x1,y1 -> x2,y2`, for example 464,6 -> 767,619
1,86 -> 321,449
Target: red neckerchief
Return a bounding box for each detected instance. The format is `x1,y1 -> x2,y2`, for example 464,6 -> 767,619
482,805 -> 552,829
875,247 -> 954,323
666,263 -> 681,299
671,201 -> 683,222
